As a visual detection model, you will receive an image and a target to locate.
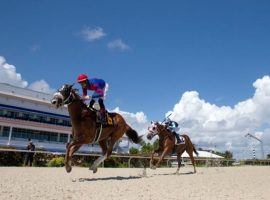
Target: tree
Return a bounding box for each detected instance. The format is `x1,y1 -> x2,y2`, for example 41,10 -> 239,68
212,150 -> 233,159
129,147 -> 139,155
224,151 -> 233,159
153,139 -> 159,150
140,142 -> 154,154
267,154 -> 270,159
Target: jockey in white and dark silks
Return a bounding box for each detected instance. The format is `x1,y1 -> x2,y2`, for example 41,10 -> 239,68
77,73 -> 107,123
164,118 -> 181,144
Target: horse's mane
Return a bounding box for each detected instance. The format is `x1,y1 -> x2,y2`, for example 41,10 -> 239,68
71,89 -> 88,109
157,123 -> 174,139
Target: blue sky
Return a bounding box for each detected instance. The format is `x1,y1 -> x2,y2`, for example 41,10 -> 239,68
0,0 -> 270,121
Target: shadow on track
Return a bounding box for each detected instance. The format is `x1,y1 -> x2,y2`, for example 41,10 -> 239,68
151,171 -> 195,176
78,176 -> 142,182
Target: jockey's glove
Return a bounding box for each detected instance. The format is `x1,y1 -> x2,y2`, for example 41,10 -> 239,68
82,95 -> 91,100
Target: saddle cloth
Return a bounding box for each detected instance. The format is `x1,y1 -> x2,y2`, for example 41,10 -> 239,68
175,135 -> 185,145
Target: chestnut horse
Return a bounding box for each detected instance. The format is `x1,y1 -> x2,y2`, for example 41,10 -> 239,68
51,84 -> 142,173
147,121 -> 198,173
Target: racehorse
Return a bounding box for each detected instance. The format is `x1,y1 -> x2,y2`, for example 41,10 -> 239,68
51,84 -> 142,173
147,121 -> 198,174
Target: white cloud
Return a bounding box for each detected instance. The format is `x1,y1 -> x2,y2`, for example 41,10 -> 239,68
107,39 -> 130,51
81,26 -> 106,42
28,79 -> 55,94
0,55 -> 54,94
166,75 -> 270,159
111,107 -> 148,136
0,56 -> 28,87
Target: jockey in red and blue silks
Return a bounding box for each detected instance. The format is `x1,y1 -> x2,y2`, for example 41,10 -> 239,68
77,74 -> 107,122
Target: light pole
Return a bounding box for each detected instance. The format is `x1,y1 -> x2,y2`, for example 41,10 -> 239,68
245,133 -> 264,159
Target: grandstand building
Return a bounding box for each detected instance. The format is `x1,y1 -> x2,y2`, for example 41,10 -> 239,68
0,83 -> 129,153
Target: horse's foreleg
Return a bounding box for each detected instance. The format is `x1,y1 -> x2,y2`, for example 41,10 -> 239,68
65,142 -> 73,173
175,154 -> 181,174
150,149 -> 160,169
150,152 -> 155,168
65,142 -> 83,173
154,148 -> 171,169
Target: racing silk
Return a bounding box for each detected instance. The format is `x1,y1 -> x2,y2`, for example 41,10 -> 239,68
165,120 -> 179,133
82,78 -> 106,98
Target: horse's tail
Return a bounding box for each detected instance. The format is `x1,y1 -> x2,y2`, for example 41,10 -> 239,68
193,145 -> 199,156
125,125 -> 142,144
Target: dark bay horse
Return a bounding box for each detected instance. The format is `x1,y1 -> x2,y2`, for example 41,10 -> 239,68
51,84 -> 142,173
147,121 -> 198,173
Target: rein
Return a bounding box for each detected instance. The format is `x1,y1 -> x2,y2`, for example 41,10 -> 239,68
63,92 -> 74,105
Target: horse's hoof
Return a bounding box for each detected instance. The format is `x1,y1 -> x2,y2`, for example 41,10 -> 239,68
89,166 -> 98,173
65,165 -> 72,173
150,166 -> 156,170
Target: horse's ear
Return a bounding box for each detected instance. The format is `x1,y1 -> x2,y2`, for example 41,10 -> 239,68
68,83 -> 74,89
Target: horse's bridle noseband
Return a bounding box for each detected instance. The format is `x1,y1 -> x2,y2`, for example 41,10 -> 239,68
62,91 -> 74,105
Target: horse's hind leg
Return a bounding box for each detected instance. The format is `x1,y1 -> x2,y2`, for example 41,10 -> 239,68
187,149 -> 196,173
89,139 -> 108,173
175,147 -> 185,174
90,134 -> 121,173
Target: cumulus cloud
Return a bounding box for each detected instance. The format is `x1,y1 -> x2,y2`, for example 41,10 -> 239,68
0,56 -> 28,87
28,79 -> 55,94
0,55 -> 54,93
81,26 -> 106,42
107,39 -> 130,51
111,107 -> 148,136
166,76 -> 270,159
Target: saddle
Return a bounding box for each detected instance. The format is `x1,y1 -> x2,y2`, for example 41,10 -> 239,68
96,111 -> 114,126
81,108 -> 114,126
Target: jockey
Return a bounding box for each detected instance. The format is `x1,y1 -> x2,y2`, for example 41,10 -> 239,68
164,118 -> 181,144
77,74 -> 107,123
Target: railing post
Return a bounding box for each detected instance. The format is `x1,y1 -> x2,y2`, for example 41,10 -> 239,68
128,157 -> 132,168
7,126 -> 13,146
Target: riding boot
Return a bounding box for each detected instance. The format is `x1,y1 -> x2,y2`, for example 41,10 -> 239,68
98,98 -> 106,124
89,99 -> 95,109
174,132 -> 181,144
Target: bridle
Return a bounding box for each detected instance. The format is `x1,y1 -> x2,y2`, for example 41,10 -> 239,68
62,90 -> 74,105
147,121 -> 170,141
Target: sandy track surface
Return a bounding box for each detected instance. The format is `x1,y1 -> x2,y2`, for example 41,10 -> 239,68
0,166 -> 269,200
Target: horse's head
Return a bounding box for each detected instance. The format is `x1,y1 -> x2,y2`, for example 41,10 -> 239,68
147,121 -> 162,140
51,84 -> 79,108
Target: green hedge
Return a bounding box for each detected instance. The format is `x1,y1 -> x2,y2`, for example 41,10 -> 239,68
47,157 -> 65,167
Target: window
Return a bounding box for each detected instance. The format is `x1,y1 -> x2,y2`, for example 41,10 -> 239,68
6,111 -> 15,118
0,126 -> 10,137
12,128 -> 59,142
59,133 -> 68,143
0,107 -> 71,127
0,109 -> 5,117
22,113 -> 29,120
